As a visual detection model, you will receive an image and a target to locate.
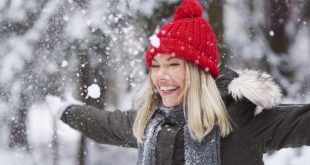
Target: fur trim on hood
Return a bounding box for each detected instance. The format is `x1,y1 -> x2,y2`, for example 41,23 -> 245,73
228,69 -> 282,115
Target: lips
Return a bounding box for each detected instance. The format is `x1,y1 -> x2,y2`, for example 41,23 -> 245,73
158,85 -> 180,95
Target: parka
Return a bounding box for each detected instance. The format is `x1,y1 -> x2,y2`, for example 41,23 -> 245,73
60,67 -> 310,165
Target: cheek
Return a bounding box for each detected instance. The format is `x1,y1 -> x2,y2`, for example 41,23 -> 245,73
150,71 -> 157,86
179,75 -> 186,89
173,69 -> 185,87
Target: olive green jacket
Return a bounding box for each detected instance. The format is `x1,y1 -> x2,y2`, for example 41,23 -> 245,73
61,67 -> 310,165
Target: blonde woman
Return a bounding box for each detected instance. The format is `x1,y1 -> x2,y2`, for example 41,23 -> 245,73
58,0 -> 310,165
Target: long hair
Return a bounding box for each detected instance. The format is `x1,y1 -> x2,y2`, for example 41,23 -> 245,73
132,61 -> 232,142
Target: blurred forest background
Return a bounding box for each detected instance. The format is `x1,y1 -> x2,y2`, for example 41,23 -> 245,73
0,0 -> 310,164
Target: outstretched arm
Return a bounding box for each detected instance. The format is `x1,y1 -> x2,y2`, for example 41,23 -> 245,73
217,67 -> 310,153
60,105 -> 137,148
243,104 -> 310,153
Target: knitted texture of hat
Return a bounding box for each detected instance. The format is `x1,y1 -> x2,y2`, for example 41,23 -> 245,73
146,0 -> 219,78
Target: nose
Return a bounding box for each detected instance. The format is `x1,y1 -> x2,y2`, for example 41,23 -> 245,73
157,67 -> 171,81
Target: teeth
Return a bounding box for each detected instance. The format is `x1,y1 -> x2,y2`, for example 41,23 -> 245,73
160,86 -> 178,91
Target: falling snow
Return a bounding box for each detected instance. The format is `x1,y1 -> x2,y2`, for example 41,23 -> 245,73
61,60 -> 68,67
0,0 -> 309,164
149,35 -> 160,48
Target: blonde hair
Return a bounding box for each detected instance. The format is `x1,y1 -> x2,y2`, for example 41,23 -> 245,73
133,61 -> 232,142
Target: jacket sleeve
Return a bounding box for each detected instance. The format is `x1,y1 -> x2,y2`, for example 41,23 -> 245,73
60,105 -> 137,148
216,67 -> 257,129
243,104 -> 310,153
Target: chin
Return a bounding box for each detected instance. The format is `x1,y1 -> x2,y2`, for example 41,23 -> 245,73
162,100 -> 181,107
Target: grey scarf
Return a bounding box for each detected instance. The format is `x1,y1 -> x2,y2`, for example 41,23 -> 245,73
137,103 -> 220,165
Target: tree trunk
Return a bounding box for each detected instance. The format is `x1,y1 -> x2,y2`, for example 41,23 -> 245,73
75,35 -> 108,164
51,119 -> 59,165
263,0 -> 293,95
265,0 -> 290,54
76,52 -> 91,165
205,0 -> 228,66
77,135 -> 87,165
8,93 -> 29,150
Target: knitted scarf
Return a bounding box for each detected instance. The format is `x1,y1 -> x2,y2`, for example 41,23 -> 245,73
137,103 -> 220,165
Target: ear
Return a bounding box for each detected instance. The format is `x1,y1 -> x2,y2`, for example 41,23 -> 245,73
228,69 -> 282,115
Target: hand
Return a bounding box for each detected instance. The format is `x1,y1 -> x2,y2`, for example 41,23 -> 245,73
45,93 -> 84,119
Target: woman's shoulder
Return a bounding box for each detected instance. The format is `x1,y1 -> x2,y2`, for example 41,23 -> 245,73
217,67 -> 282,114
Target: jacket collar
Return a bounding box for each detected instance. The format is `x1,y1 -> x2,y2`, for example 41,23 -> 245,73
217,67 -> 282,115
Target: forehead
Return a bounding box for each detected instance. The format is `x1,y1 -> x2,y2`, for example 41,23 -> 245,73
152,54 -> 182,61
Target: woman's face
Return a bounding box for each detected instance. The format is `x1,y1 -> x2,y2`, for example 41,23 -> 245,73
151,54 -> 185,107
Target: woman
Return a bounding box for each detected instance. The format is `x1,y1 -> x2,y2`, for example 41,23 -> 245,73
59,0 -> 310,164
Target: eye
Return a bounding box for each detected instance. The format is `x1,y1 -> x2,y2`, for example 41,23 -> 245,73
151,64 -> 159,68
170,63 -> 180,67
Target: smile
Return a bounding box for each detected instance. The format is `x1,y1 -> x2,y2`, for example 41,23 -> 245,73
159,85 -> 180,95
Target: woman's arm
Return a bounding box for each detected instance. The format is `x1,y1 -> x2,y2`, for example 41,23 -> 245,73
60,105 -> 137,148
217,67 -> 310,152
243,104 -> 310,153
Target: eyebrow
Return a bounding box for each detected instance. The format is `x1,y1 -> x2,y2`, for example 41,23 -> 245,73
167,56 -> 181,61
151,56 -> 181,62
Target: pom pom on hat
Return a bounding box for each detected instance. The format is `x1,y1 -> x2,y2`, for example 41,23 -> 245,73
173,0 -> 203,21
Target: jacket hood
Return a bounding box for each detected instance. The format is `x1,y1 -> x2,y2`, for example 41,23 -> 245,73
227,69 -> 282,115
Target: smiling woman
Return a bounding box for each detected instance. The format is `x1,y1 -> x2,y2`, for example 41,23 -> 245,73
57,0 -> 310,165
136,53 -> 231,143
151,54 -> 185,107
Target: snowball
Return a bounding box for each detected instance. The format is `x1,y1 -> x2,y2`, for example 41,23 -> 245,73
149,35 -> 160,48
87,84 -> 101,99
269,30 -> 274,37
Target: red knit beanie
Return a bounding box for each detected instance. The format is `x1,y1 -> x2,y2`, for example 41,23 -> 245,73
145,0 -> 219,78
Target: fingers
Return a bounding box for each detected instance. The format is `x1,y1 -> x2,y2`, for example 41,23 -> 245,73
45,95 -> 64,118
45,94 -> 85,119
